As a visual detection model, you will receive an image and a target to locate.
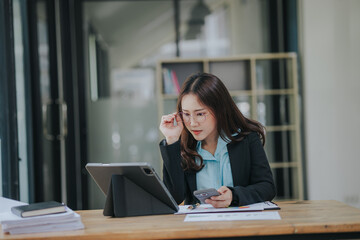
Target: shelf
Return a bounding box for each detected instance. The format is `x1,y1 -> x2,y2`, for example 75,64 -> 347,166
162,94 -> 179,100
161,62 -> 204,95
255,89 -> 296,95
209,60 -> 251,91
229,90 -> 254,96
256,58 -> 295,90
257,94 -> 295,126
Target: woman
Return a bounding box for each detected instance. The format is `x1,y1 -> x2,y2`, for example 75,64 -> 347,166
159,73 -> 276,208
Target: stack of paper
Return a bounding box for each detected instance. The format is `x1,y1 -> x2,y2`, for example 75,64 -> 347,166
0,197 -> 84,235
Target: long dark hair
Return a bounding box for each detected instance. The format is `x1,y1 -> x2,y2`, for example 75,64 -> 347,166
177,72 -> 265,172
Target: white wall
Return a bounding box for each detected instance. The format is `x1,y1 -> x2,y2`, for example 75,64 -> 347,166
300,0 -> 360,208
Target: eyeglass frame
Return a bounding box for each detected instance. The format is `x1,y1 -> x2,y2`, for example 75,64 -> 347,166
178,111 -> 209,123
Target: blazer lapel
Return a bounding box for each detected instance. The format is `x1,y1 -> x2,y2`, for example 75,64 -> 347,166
227,138 -> 248,186
186,170 -> 197,192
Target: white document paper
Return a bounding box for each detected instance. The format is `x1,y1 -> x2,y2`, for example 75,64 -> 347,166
184,211 -> 281,222
246,201 -> 280,210
176,204 -> 264,214
6,215 -> 84,235
0,207 -> 76,228
0,197 -> 27,214
176,201 -> 279,215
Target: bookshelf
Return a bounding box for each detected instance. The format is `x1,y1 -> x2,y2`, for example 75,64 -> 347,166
157,53 -> 303,201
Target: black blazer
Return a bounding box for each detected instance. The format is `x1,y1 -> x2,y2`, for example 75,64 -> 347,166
159,132 -> 276,206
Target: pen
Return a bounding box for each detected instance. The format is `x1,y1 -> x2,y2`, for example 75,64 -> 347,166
187,203 -> 200,210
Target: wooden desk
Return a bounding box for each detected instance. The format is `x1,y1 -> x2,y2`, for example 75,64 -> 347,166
1,200 -> 360,239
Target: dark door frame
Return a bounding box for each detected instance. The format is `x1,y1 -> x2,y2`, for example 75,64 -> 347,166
58,0 -> 88,210
26,0 -> 88,209
0,0 -> 20,200
27,0 -> 62,204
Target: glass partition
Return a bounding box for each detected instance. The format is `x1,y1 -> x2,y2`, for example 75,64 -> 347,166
83,1 -> 175,209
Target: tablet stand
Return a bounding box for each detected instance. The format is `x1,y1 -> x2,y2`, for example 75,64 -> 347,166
103,174 -> 176,217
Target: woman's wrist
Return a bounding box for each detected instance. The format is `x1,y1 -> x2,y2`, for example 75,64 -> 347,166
165,136 -> 179,145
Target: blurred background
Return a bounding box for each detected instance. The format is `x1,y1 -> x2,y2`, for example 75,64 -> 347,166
0,0 -> 359,210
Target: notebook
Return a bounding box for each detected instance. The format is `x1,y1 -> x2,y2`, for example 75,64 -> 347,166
11,201 -> 66,218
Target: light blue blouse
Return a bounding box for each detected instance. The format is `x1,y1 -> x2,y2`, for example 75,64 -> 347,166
196,136 -> 234,190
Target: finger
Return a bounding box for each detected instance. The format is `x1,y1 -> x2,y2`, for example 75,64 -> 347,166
170,112 -> 178,119
206,199 -> 228,208
160,120 -> 172,126
161,115 -> 175,124
211,195 -> 226,201
217,186 -> 229,194
212,188 -> 232,201
175,113 -> 183,124
162,119 -> 174,124
215,199 -> 231,208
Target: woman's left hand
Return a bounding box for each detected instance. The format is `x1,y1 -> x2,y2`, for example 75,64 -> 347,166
205,186 -> 232,208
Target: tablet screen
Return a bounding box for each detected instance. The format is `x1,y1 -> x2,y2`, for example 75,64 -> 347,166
85,162 -> 179,212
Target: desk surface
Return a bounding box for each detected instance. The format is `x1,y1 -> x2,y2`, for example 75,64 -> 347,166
1,200 -> 360,239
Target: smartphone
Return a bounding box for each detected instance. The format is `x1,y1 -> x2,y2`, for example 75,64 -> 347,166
193,188 -> 220,204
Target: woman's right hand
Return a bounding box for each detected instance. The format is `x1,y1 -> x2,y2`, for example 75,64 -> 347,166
159,112 -> 184,145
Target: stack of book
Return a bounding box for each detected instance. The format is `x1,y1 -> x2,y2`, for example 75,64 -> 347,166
162,68 -> 181,94
0,197 -> 84,235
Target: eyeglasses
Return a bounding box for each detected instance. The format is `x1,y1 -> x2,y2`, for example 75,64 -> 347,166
178,111 -> 208,123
